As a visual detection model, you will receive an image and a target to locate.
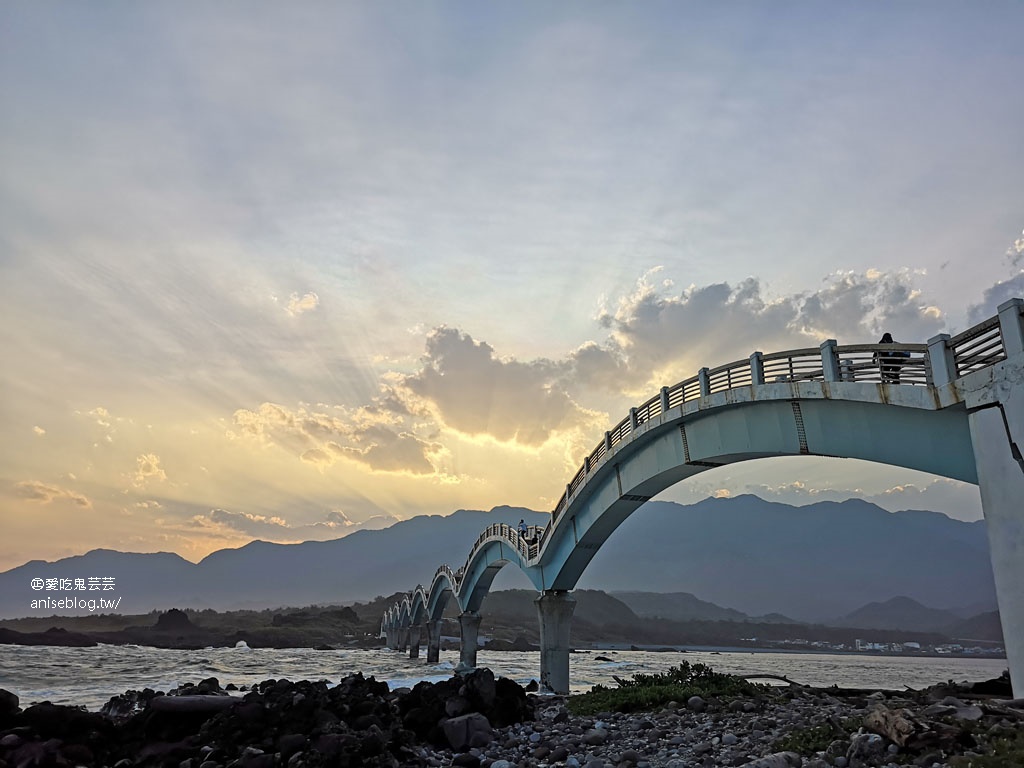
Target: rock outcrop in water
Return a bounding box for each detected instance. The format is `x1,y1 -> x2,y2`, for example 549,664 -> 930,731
0,626 -> 98,647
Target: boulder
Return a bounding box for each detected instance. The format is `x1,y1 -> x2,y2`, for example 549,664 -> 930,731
462,667 -> 496,710
442,712 -> 494,750
847,732 -> 886,768
0,688 -> 19,723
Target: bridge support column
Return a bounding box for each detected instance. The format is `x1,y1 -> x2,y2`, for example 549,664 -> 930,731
385,627 -> 396,650
456,611 -> 481,671
535,590 -> 576,694
426,619 -> 443,663
398,625 -> 409,652
409,624 -> 422,659
969,377 -> 1024,696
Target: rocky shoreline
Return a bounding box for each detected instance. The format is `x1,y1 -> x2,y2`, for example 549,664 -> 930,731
1,670 -> 1021,768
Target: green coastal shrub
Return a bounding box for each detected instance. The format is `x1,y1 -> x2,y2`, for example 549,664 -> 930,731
773,717 -> 863,755
567,661 -> 767,715
950,729 -> 1024,768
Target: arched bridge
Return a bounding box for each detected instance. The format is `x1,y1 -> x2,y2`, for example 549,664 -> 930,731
382,299 -> 1024,695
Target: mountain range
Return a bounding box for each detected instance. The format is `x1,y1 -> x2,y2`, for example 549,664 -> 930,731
0,495 -> 998,622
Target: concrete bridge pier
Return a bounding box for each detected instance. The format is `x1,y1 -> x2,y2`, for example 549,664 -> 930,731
536,590 -> 576,694
971,392 -> 1024,695
968,313 -> 1024,693
456,611 -> 481,671
398,625 -> 409,653
385,627 -> 396,650
408,624 -> 422,659
426,619 -> 443,663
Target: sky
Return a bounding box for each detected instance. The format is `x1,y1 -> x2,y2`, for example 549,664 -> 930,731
1,2 -> 1023,571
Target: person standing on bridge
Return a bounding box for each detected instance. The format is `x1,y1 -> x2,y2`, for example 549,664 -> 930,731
518,519 -> 528,539
875,332 -> 909,383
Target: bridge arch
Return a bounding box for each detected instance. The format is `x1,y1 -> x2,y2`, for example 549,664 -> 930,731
409,587 -> 429,625
457,533 -> 543,613
425,566 -> 459,621
538,386 -> 975,593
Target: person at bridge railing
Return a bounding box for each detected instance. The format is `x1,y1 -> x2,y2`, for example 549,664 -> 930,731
518,518 -> 528,538
874,332 -> 910,383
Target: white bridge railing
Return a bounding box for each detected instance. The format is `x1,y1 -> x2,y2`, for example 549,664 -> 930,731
546,342 -> 929,531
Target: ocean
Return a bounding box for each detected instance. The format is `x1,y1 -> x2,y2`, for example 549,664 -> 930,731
0,644 -> 1007,712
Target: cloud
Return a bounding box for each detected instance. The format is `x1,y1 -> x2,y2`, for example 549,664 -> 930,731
286,292 -> 319,316
189,507 -> 400,542
14,481 -> 91,508
233,402 -> 444,476
87,407 -> 112,428
233,266 -> 953,478
966,272 -> 1024,326
584,268 -> 946,393
32,426 -> 45,436
132,453 -> 167,488
720,477 -> 981,521
1008,233 -> 1024,266
325,509 -> 399,532
397,327 -> 603,447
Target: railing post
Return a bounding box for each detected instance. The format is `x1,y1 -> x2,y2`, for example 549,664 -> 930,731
997,298 -> 1024,356
660,386 -> 670,413
927,333 -> 957,386
698,367 -> 710,397
604,431 -> 612,452
566,483 -> 572,503
819,339 -> 840,382
583,456 -> 591,475
749,352 -> 764,386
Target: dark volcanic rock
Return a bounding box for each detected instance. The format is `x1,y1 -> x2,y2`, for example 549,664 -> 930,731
398,668 -> 532,747
442,712 -> 494,750
0,687 -> 19,724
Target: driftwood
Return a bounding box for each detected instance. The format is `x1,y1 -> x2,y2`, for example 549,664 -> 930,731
864,703 -> 966,753
148,695 -> 237,714
737,674 -> 805,687
864,705 -> 920,746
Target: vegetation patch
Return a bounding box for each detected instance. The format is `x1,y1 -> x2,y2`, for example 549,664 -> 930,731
567,661 -> 767,715
950,729 -> 1024,768
773,716 -> 864,755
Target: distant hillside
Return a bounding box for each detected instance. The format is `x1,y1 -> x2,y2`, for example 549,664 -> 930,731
835,596 -> 1004,643
0,496 -> 997,621
946,611 -> 1004,644
612,590 -> 797,624
613,590 -> 746,622
575,497 -> 995,621
837,596 -> 962,633
480,589 -> 638,627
